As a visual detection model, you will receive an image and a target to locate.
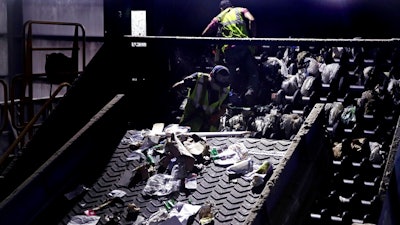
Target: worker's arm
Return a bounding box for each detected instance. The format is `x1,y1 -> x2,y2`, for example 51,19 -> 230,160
243,9 -> 256,37
171,73 -> 199,89
202,18 -> 219,36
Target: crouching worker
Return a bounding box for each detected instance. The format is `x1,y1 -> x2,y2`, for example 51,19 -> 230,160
172,65 -> 231,132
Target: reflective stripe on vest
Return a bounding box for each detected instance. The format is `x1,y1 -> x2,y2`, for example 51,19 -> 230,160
217,7 -> 249,39
188,73 -> 229,115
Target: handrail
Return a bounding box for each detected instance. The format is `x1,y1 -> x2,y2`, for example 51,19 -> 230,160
23,20 -> 85,122
9,74 -> 67,132
8,20 -> 86,137
123,35 -> 400,48
24,20 -> 86,70
0,82 -> 71,168
9,74 -> 42,132
0,79 -> 8,133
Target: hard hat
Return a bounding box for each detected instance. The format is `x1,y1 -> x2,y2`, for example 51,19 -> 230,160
220,0 -> 233,9
211,65 -> 230,87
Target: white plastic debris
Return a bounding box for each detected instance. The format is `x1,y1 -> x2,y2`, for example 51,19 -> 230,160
213,143 -> 248,166
169,202 -> 202,225
226,158 -> 254,175
142,174 -> 180,196
108,189 -> 127,198
67,215 -> 100,225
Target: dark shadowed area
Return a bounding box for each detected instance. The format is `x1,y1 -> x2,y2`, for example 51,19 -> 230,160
141,0 -> 400,38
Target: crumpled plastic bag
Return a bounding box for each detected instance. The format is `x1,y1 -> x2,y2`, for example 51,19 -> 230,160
328,102 -> 344,126
165,133 -> 195,172
341,105 -> 356,125
280,113 -> 303,139
300,75 -> 316,97
108,189 -> 127,198
164,124 -> 191,135
226,158 -> 253,175
142,174 -> 180,196
213,143 -> 248,166
146,208 -> 169,224
307,57 -> 320,75
242,161 -> 274,187
281,73 -> 305,95
320,63 -> 340,84
183,134 -> 208,156
169,202 -> 202,225
369,141 -> 384,164
67,215 -> 100,225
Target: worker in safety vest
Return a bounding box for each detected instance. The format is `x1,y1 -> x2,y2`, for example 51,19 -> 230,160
172,65 -> 231,132
202,0 -> 260,107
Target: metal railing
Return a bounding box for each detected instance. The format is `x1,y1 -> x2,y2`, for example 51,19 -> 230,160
0,82 -> 71,169
123,35 -> 400,48
0,80 -> 8,134
9,20 -> 86,136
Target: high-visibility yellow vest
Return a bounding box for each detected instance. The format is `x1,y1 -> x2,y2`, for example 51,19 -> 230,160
217,7 -> 249,52
180,73 -> 230,131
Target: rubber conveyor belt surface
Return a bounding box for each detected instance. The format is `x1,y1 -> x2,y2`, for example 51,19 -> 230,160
60,132 -> 291,225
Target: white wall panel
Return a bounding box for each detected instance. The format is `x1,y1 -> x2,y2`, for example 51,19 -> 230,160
22,0 -> 103,37
0,0 -> 6,33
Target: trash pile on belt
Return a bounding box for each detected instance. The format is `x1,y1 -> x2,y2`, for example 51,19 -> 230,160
64,45 -> 400,225
217,45 -> 400,224
66,124 -> 274,225
278,46 -> 400,224
219,104 -> 304,140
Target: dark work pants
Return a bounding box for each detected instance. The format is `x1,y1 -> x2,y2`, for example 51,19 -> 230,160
224,46 -> 259,93
224,45 -> 260,105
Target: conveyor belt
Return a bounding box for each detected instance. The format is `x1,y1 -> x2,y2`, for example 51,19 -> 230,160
59,134 -> 291,225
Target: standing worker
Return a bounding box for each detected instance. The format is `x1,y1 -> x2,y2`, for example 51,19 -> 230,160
202,0 -> 260,107
172,65 -> 231,132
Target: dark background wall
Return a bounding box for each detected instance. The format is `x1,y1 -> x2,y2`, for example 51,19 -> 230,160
124,0 -> 400,38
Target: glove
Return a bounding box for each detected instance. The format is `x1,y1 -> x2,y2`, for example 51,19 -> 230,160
209,114 -> 220,125
183,75 -> 198,87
